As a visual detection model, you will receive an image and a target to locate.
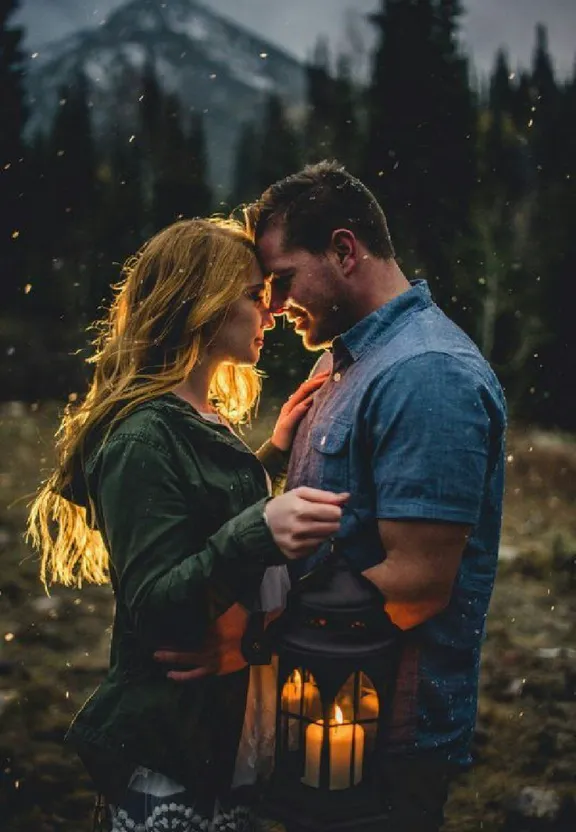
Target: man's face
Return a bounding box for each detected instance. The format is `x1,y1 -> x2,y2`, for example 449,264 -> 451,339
257,224 -> 344,350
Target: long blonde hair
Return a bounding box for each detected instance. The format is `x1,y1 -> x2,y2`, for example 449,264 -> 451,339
28,217 -> 261,588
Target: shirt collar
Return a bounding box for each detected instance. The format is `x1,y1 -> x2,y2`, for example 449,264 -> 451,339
333,279 -> 433,365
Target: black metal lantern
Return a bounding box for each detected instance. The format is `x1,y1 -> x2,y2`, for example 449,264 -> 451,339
264,554 -> 401,832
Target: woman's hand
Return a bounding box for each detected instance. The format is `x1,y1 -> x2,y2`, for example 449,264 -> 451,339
154,488 -> 349,682
264,486 -> 349,560
270,372 -> 329,452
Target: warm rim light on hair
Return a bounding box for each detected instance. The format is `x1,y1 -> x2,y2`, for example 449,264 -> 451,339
27,217 -> 260,588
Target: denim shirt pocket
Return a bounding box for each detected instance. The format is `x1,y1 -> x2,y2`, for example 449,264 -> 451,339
309,419 -> 351,492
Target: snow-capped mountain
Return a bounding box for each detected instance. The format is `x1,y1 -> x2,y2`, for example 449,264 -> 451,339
22,0 -> 306,193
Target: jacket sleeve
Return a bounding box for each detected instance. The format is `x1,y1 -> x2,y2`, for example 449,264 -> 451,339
256,439 -> 290,495
93,435 -> 286,646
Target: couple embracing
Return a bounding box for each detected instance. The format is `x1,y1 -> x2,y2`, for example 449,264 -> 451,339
29,162 -> 506,832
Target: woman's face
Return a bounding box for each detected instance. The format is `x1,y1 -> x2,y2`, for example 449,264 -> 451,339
209,262 -> 275,365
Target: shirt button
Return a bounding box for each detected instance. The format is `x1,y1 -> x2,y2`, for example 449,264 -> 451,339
333,372 -> 342,382
320,435 -> 327,447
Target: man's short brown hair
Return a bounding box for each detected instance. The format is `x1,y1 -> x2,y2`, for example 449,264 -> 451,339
250,160 -> 395,259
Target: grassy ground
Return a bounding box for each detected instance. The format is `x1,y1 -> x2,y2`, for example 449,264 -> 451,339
0,401 -> 574,831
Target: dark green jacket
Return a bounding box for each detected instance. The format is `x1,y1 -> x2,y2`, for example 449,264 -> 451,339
64,393 -> 289,800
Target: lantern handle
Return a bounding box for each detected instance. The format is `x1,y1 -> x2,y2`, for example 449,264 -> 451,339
292,538 -> 339,595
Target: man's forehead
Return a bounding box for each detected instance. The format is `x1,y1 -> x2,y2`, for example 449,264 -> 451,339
257,224 -> 291,272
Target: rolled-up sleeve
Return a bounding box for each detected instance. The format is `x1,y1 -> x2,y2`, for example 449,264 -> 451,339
367,353 -> 491,524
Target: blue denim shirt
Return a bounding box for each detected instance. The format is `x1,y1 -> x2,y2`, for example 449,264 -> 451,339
285,280 -> 507,765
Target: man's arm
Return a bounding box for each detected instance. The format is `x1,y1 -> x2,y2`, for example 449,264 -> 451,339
362,519 -> 471,630
360,352 -> 497,629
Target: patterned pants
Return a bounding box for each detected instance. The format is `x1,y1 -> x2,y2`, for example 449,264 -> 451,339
108,768 -> 258,832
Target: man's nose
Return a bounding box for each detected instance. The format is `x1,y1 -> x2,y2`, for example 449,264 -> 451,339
270,286 -> 288,315
262,308 -> 276,331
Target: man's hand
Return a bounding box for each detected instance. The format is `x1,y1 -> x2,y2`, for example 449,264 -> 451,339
265,486 -> 349,560
154,646 -> 221,682
270,373 -> 329,452
154,602 -> 250,681
362,519 -> 471,630
154,607 -> 282,683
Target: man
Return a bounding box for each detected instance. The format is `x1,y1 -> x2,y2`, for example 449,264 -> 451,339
158,161 -> 507,831
251,161 -> 506,830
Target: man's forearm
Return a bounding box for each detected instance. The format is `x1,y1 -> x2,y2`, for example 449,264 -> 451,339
362,556 -> 453,630
363,519 -> 469,630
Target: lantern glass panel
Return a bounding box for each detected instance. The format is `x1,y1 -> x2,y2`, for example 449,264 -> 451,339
280,669 -> 322,754
281,669 -> 321,718
335,672 -> 379,755
335,672 -> 378,718
358,672 -> 380,720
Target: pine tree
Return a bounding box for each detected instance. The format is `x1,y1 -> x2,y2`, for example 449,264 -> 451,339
332,55 -> 361,172
24,132 -> 59,316
510,70 -> 533,135
256,94 -> 301,192
364,0 -> 478,316
229,121 -> 260,207
467,48 -> 541,399
529,24 -> 560,181
302,40 -> 361,172
44,70 -> 100,331
139,61 -> 211,229
186,112 -> 212,218
92,121 -> 145,312
304,38 -> 336,164
0,0 -> 26,307
523,37 -> 576,427
430,0 -> 477,229
14,69 -> 100,397
49,70 -> 97,230
489,50 -> 514,116
484,50 -> 530,201
139,57 -> 163,232
152,93 -> 191,228
153,101 -> 212,227
364,0 -> 437,233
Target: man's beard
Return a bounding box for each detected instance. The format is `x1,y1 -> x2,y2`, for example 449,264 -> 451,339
286,290 -> 343,350
294,315 -> 336,351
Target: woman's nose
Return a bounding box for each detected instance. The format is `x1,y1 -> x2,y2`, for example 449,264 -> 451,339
262,308 -> 275,331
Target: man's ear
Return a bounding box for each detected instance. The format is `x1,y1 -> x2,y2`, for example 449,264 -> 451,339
330,229 -> 357,275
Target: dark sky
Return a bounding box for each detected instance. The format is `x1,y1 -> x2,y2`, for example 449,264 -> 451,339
16,0 -> 576,78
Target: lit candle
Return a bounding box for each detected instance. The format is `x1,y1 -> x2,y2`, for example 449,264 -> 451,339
303,706 -> 364,790
282,669 -> 303,713
282,671 -> 318,715
283,670 -> 318,750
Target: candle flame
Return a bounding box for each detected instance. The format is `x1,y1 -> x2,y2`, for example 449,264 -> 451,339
289,670 -> 303,695
334,705 -> 343,725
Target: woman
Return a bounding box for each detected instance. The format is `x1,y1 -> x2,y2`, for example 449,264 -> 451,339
27,218 -> 347,831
